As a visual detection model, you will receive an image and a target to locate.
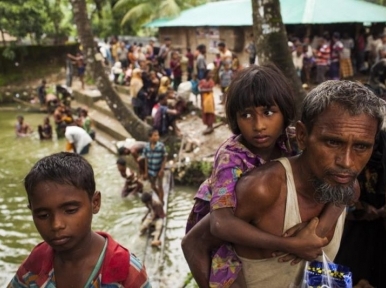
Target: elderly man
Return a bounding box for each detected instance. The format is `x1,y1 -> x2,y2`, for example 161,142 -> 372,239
182,80 -> 385,288
232,80 -> 384,287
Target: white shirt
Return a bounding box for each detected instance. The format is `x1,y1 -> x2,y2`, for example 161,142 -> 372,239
65,126 -> 92,154
292,51 -> 304,70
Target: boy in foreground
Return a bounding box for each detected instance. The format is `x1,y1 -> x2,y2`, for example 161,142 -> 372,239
8,152 -> 150,288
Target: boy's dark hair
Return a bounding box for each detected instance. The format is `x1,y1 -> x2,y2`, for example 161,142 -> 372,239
157,93 -> 167,102
117,146 -> 128,155
218,42 -> 225,48
164,37 -> 171,41
141,192 -> 152,203
148,128 -> 159,137
116,157 -> 127,166
24,152 -> 95,199
42,79 -> 46,84
225,63 -> 296,135
197,44 -> 206,52
203,69 -> 211,79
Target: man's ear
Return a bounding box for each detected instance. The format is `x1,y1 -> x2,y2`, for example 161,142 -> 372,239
296,121 -> 308,151
92,191 -> 101,214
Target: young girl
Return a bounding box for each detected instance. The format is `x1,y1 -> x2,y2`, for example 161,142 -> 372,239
182,64 -> 344,288
199,70 -> 216,135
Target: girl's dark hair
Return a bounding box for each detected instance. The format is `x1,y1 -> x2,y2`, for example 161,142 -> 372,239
225,63 -> 296,135
24,152 -> 95,199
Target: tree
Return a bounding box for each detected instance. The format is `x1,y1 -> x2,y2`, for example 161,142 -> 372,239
69,0 -> 151,141
365,0 -> 386,6
114,0 -> 207,32
0,0 -> 47,43
90,0 -> 136,38
251,0 -> 306,116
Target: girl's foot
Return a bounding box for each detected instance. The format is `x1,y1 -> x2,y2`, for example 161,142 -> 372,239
202,127 -> 214,135
151,240 -> 162,247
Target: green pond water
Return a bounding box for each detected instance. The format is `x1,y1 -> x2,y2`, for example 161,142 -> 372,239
0,110 -> 196,287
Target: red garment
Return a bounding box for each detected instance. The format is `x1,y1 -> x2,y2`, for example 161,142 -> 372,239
170,60 -> 182,77
186,52 -> 194,68
356,35 -> 365,51
316,44 -> 331,66
199,79 -> 215,90
8,232 -> 150,288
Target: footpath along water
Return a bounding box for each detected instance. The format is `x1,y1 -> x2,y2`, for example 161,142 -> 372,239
0,111 -> 195,287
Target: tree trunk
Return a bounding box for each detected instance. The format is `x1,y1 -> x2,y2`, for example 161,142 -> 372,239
251,0 -> 305,117
70,0 -> 151,141
0,29 -> 6,46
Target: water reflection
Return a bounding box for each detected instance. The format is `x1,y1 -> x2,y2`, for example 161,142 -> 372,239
0,111 -> 195,287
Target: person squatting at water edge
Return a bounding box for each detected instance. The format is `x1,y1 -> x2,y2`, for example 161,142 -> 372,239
183,79 -> 386,288
7,152 -> 151,288
116,158 -> 144,199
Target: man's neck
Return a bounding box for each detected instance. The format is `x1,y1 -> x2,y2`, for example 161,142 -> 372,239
290,155 -> 318,200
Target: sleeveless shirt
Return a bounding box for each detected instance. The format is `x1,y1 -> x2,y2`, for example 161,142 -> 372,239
237,158 -> 345,287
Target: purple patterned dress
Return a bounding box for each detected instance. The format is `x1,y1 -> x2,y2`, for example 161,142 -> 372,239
185,134 -> 291,287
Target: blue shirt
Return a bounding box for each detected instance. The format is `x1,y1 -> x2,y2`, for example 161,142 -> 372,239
143,141 -> 166,177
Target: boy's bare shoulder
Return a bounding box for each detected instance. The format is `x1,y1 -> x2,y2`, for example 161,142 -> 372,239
236,160 -> 287,206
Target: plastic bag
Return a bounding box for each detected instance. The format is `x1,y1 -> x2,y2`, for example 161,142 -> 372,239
300,253 -> 352,288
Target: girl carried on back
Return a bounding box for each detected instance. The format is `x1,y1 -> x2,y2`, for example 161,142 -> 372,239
182,64 -> 344,288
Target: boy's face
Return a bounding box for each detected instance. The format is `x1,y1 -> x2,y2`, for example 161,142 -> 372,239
28,181 -> 100,253
117,164 -> 126,177
149,131 -> 160,143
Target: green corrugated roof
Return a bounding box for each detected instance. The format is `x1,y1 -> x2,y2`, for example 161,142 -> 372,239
146,0 -> 386,27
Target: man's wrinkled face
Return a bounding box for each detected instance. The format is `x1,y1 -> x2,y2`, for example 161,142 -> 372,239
297,103 -> 378,205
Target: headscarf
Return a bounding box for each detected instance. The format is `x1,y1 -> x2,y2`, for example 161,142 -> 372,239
130,68 -> 143,98
158,76 -> 170,95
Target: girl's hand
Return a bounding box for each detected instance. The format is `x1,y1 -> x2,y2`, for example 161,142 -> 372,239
273,218 -> 328,264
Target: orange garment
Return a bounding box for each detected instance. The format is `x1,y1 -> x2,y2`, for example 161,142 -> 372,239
202,92 -> 215,114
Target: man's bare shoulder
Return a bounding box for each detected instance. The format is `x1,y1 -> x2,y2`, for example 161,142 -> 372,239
236,160 -> 287,208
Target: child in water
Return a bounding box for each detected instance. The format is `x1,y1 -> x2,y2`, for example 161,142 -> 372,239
8,152 -> 150,287
38,116 -> 52,140
182,64 -> 345,287
140,192 -> 165,247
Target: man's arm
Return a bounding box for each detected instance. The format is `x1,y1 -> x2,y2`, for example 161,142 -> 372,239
67,53 -> 79,61
182,214 -> 223,288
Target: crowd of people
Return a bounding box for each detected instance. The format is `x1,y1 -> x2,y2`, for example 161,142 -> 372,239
95,36 -> 245,136
17,82 -> 95,156
290,29 -> 386,90
94,30 -> 386,138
